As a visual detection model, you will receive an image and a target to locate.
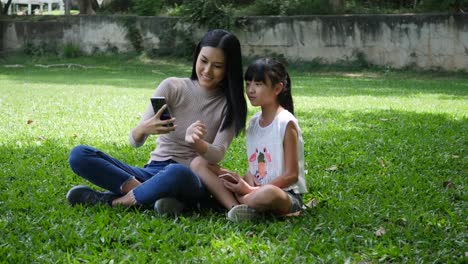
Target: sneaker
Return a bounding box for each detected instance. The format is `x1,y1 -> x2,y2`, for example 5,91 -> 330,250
154,197 -> 184,216
66,185 -> 119,206
227,204 -> 261,222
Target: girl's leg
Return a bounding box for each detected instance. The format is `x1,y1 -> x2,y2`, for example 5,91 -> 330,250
190,157 -> 239,209
68,145 -> 152,194
242,185 -> 292,215
113,164 -> 207,207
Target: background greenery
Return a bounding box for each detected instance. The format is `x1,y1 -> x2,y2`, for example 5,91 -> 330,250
99,0 -> 466,17
0,54 -> 466,262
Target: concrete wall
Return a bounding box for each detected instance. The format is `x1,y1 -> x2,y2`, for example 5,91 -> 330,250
238,14 -> 468,71
1,14 -> 467,71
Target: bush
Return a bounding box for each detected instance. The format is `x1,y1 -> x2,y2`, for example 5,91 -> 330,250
179,0 -> 236,30
63,43 -> 82,58
243,0 -> 332,16
99,0 -> 133,14
420,0 -> 465,12
23,41 -> 58,56
133,0 -> 163,16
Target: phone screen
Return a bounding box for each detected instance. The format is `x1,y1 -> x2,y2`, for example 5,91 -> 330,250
150,97 -> 173,126
218,173 -> 238,183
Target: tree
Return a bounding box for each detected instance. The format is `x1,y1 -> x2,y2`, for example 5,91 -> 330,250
329,0 -> 344,11
64,0 -> 71,15
1,0 -> 13,15
77,0 -> 98,14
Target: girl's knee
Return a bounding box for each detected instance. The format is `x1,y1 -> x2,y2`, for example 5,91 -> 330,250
247,185 -> 285,208
258,185 -> 282,198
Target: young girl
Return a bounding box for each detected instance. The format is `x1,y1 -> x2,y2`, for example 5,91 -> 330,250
66,29 -> 247,215
192,58 -> 307,221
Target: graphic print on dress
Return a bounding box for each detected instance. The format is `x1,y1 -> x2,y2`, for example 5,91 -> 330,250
249,147 -> 272,182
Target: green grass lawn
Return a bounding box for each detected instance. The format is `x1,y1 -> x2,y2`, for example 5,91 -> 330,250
0,54 -> 467,263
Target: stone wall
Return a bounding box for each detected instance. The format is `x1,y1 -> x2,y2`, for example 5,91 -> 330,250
1,14 -> 467,71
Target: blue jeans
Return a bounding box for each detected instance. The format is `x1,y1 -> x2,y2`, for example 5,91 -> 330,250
68,145 -> 208,207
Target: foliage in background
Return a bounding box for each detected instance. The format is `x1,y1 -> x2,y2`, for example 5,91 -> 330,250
122,16 -> 143,53
99,0 -> 133,13
239,0 -> 332,16
100,0 -> 163,16
23,41 -> 83,58
343,0 -> 465,13
133,0 -> 163,16
177,0 -> 237,30
98,0 -> 466,16
63,43 -> 82,58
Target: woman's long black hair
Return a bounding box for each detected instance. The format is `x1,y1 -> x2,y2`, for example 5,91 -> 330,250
244,58 -> 294,115
190,29 -> 247,136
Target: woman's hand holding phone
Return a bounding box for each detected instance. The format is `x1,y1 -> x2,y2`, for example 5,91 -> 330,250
141,104 -> 176,135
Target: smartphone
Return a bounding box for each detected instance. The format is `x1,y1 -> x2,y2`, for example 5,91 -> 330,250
218,173 -> 238,184
150,97 -> 173,127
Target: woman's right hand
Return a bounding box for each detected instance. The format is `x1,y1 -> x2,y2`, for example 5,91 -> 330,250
138,104 -> 176,135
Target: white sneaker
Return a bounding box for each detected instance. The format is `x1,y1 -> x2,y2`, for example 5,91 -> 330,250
154,197 -> 184,216
227,204 -> 260,222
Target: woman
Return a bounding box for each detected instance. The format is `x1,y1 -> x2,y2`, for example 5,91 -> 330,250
66,29 -> 247,215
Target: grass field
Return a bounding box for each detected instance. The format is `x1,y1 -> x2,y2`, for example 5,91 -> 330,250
0,54 -> 466,263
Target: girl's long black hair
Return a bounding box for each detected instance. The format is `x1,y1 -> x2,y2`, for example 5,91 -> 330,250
244,58 -> 294,115
190,29 -> 247,136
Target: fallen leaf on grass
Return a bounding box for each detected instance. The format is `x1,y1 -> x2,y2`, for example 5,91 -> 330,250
305,198 -> 318,208
443,181 -> 455,189
378,158 -> 386,167
325,165 -> 338,171
36,135 -> 47,141
27,120 -> 34,124
245,231 -> 255,237
375,226 -> 386,237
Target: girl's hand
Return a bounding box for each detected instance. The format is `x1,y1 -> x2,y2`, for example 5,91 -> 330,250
221,173 -> 253,196
185,120 -> 207,144
140,104 -> 176,135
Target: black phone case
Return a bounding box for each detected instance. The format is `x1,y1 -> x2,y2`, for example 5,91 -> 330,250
150,98 -> 173,126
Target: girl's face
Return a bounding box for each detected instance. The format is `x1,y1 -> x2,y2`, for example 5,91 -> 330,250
246,76 -> 283,107
196,47 -> 225,90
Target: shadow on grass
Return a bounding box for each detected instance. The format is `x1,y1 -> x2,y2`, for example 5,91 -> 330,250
0,108 -> 466,262
292,75 -> 468,97
1,56 -> 468,97
296,108 -> 466,228
1,108 -> 465,212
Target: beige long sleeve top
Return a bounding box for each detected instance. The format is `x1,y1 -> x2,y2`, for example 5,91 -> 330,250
129,77 -> 235,166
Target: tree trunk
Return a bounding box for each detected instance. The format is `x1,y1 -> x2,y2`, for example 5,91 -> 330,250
77,0 -> 97,15
453,0 -> 465,13
64,0 -> 71,15
2,0 -> 13,15
329,0 -> 345,11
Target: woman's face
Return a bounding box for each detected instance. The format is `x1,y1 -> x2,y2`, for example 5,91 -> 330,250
196,47 -> 225,90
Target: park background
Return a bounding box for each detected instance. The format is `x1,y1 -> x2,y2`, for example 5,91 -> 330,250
0,0 -> 467,263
